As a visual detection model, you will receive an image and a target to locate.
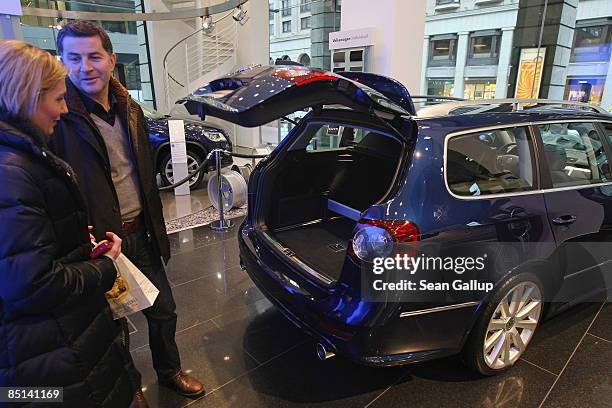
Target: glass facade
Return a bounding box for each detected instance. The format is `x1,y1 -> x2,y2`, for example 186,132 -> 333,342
429,36 -> 457,66
423,1 -> 612,110
571,23 -> 612,63
464,79 -> 497,100
565,77 -> 606,105
19,0 -> 155,108
427,79 -> 455,97
269,0 -> 341,69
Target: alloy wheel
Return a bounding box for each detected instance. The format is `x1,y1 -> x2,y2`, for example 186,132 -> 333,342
483,281 -> 542,370
164,154 -> 201,187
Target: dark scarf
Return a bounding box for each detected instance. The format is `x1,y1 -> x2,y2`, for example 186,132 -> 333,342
0,109 -> 48,151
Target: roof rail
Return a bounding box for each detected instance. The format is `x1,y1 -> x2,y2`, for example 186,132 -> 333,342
416,98 -> 608,117
412,95 -> 466,103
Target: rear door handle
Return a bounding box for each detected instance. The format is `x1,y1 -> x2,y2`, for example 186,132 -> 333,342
552,215 -> 577,226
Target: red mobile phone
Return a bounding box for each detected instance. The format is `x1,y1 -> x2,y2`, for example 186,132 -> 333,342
91,241 -> 113,259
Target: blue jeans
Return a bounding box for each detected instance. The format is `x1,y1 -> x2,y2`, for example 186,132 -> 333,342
123,228 -> 181,379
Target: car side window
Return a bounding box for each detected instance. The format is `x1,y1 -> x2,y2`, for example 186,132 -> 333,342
538,122 -> 611,188
447,126 -> 536,197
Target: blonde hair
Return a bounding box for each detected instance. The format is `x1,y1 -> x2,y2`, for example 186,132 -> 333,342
0,40 -> 67,119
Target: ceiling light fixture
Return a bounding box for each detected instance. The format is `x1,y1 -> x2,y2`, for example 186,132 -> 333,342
232,5 -> 249,25
202,15 -> 215,34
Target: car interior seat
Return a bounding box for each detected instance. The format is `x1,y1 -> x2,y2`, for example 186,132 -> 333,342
544,144 -> 576,186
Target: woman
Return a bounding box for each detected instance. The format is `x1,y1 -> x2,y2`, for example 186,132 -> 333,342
0,40 -> 140,407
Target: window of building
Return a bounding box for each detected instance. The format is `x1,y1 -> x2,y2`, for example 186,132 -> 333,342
270,22 -> 275,36
564,77 -> 606,105
282,0 -> 292,17
468,31 -> 500,65
447,127 -> 536,197
539,122 -> 611,187
282,20 -> 292,33
464,79 -> 497,100
436,0 -> 460,5
301,17 -> 311,30
570,23 -> 612,63
429,36 -> 457,67
300,0 -> 311,13
298,53 -> 311,65
427,79 -> 455,97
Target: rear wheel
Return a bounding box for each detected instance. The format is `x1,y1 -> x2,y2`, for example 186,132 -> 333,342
159,149 -> 205,189
463,272 -> 543,375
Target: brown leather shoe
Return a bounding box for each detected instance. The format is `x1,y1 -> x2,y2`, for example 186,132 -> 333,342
159,371 -> 205,397
129,390 -> 150,408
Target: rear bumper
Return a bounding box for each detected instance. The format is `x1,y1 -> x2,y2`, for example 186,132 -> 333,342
238,222 -> 479,366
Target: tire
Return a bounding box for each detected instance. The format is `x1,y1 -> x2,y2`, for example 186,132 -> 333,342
462,272 -> 544,375
158,149 -> 205,190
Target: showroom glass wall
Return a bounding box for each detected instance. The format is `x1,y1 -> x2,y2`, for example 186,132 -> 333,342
267,0 -> 341,140
19,0 -> 156,108
269,0 -> 341,69
422,0 -> 612,110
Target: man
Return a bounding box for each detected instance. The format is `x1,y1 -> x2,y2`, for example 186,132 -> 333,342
50,21 -> 204,401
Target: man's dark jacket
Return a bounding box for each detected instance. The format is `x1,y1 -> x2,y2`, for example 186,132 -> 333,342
0,113 -> 138,407
50,78 -> 170,263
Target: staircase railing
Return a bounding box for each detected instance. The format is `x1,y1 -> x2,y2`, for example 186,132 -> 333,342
163,12 -> 238,109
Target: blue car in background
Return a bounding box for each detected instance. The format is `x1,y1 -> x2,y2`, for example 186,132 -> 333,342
180,65 -> 612,375
139,102 -> 233,189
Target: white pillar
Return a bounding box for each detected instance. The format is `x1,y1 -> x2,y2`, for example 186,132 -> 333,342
0,14 -> 21,40
453,31 -> 469,99
341,0 -> 427,95
421,35 -> 430,95
234,0 -> 270,148
496,27 -> 514,99
601,60 -> 612,111
0,0 -> 23,40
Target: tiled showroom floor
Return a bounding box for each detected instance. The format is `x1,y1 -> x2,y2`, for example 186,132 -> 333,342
129,217 -> 612,408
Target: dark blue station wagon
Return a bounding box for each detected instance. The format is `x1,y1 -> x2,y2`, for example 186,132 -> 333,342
181,65 -> 612,375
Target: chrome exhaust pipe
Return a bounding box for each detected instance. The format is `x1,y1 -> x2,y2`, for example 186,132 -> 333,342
316,342 -> 335,361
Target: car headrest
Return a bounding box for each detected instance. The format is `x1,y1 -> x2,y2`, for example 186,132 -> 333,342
339,127 -> 355,147
497,154 -> 520,177
359,131 -> 398,158
544,144 -> 567,171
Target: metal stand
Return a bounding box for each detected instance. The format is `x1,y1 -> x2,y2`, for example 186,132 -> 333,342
210,149 -> 234,231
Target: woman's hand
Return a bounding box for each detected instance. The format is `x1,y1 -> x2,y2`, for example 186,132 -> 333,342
104,232 -> 122,260
88,225 -> 96,243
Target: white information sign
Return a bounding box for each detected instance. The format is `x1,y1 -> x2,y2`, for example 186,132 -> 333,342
168,120 -> 190,196
329,28 -> 375,50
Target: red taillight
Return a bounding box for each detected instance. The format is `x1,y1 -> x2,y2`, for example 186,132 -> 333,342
271,67 -> 338,87
294,72 -> 339,86
359,219 -> 420,243
348,219 -> 420,262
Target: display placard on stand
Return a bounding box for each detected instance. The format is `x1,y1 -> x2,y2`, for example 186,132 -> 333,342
168,120 -> 190,196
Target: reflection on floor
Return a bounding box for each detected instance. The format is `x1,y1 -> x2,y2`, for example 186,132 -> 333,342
129,217 -> 612,408
160,185 -> 211,221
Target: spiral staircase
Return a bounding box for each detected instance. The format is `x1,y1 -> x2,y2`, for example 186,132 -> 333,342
162,2 -> 240,109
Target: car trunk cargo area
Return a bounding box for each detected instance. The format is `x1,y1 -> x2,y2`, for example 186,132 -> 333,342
256,125 -> 408,283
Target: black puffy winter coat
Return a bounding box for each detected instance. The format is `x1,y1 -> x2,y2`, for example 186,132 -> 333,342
0,113 -> 138,407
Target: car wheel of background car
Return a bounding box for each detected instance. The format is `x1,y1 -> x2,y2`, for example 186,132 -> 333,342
462,272 -> 543,376
159,150 -> 205,189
